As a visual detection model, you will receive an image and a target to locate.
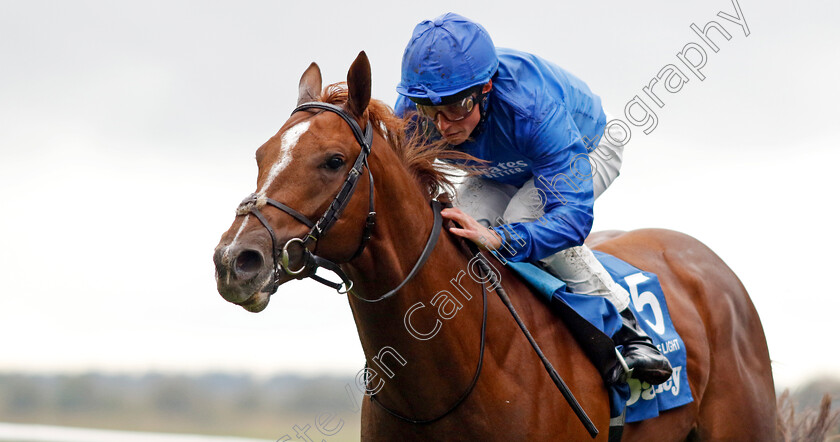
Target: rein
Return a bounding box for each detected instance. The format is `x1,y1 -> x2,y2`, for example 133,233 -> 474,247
367,258 -> 488,424
235,101 -> 595,435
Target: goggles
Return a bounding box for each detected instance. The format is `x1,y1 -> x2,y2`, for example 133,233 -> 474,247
415,95 -> 477,123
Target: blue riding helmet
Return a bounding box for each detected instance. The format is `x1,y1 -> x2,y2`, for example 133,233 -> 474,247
396,12 -> 499,105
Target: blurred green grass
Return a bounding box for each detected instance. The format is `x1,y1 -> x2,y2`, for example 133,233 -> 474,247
0,373 -> 362,440
3,372 -> 838,440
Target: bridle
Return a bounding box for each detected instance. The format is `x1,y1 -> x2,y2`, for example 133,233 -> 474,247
234,101 -> 443,300
232,100 -> 596,435
233,101 -> 483,423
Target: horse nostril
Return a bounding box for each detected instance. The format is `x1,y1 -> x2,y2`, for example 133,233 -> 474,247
234,250 -> 264,280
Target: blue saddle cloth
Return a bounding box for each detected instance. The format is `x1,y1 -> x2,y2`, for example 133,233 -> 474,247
506,250 -> 693,423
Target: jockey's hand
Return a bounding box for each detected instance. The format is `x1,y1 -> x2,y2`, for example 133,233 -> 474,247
440,207 -> 503,251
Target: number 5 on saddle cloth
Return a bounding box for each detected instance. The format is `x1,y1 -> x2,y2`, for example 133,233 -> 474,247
506,251 -> 693,423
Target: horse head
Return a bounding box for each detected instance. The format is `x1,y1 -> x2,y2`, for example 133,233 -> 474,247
213,52 -> 377,312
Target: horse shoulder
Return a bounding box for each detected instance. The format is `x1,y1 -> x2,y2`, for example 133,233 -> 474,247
486,255 -> 613,437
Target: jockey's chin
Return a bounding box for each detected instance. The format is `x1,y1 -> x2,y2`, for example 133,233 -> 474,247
442,130 -> 469,145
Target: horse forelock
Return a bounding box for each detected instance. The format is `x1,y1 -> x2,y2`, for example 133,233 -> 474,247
318,82 -> 481,200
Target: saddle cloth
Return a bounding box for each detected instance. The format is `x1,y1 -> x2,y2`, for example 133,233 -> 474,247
506,250 -> 694,422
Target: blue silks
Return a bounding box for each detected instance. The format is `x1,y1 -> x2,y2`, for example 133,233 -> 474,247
506,251 -> 694,422
396,48 -> 607,263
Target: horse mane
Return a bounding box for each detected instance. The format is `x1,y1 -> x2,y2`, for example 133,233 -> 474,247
319,82 -> 482,199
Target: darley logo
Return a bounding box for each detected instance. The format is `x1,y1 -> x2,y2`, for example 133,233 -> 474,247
626,365 -> 683,407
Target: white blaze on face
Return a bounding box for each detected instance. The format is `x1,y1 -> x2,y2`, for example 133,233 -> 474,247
258,121 -> 311,196
222,120 -> 310,268
222,213 -> 251,278
229,214 -> 250,246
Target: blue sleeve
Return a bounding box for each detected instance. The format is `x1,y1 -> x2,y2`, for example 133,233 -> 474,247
491,100 -> 594,262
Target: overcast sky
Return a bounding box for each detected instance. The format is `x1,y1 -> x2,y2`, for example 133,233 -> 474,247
1,0 -> 838,390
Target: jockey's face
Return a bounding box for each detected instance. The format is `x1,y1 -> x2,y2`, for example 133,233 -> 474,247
433,81 -> 492,146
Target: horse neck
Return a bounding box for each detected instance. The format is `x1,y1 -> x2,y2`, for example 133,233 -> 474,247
345,133 -> 456,307
344,136 -> 488,409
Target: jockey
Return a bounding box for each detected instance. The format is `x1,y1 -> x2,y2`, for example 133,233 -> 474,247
394,12 -> 673,385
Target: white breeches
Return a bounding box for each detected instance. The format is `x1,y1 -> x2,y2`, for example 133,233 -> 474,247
453,121 -> 630,310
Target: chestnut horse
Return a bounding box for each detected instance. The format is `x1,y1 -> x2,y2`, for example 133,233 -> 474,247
213,52 -> 777,440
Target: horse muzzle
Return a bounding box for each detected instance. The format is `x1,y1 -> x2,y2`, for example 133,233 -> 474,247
213,237 -> 274,307
214,230 -> 312,311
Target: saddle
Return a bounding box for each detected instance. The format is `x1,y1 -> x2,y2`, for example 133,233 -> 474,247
440,195 -> 692,427
506,253 -> 694,423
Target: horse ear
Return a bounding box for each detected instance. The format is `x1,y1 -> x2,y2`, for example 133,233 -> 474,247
297,62 -> 322,106
346,51 -> 371,119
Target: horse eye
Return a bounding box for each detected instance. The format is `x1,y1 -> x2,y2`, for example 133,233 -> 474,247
325,155 -> 345,170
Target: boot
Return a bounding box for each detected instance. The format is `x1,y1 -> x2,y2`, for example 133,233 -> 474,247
610,308 -> 673,385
